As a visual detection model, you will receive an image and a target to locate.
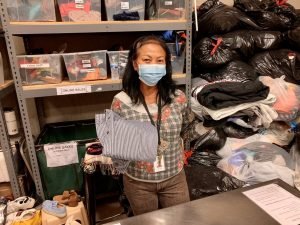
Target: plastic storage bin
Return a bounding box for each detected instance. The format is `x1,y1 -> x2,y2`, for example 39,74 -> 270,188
149,0 -> 185,20
17,54 -> 63,85
57,0 -> 101,22
167,43 -> 185,74
104,0 -> 145,21
6,0 -> 56,22
35,120 -> 97,199
107,50 -> 129,80
62,50 -> 107,82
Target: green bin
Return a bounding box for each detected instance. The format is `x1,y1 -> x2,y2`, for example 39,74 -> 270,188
35,120 -> 97,199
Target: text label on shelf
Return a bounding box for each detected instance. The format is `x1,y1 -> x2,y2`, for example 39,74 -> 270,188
57,85 -> 92,95
20,63 -> 50,69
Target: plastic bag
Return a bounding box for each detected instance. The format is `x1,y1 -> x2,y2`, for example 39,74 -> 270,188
193,0 -> 260,41
185,153 -> 245,200
295,9 -> 300,27
222,122 -> 257,139
193,37 -> 239,69
193,128 -> 227,152
198,61 -> 257,82
217,142 -> 295,185
234,0 -> 297,30
250,49 -> 300,84
259,76 -> 300,113
284,27 -> 300,51
217,122 -> 295,158
214,30 -> 282,58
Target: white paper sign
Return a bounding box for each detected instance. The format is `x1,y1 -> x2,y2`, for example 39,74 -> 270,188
57,85 -> 92,95
44,142 -> 78,167
121,2 -> 130,9
165,1 -> 173,6
243,184 -> 300,225
75,0 -> 84,3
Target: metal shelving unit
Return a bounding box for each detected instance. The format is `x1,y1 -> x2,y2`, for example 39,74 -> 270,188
0,80 -> 22,198
9,20 -> 188,34
0,0 -> 192,200
22,74 -> 186,98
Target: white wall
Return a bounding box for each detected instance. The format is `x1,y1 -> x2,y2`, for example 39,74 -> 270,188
196,0 -> 300,8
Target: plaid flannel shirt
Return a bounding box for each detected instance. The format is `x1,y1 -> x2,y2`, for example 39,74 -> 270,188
111,89 -> 189,182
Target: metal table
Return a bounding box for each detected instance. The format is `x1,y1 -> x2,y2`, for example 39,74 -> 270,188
103,179 -> 300,225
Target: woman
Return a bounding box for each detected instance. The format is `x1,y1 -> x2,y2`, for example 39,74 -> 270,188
111,35 -> 190,215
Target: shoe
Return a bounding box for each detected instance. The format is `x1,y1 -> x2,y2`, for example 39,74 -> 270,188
8,209 -> 42,225
11,209 -> 37,221
68,190 -> 79,207
42,200 -> 66,218
53,190 -> 70,202
65,216 -> 82,225
6,196 -> 35,214
0,197 -> 7,225
53,190 -> 80,207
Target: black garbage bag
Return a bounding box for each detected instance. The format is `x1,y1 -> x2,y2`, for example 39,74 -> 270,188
193,37 -> 239,69
198,61 -> 257,82
223,121 -> 257,139
214,30 -> 282,58
284,27 -> 300,50
193,128 -> 227,152
234,0 -> 297,30
295,9 -> 300,27
250,49 -> 300,84
185,153 -> 246,200
193,0 -> 260,41
188,151 -> 222,167
234,0 -> 275,11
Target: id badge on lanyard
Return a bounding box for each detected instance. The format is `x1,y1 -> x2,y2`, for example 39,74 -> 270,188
141,95 -> 166,173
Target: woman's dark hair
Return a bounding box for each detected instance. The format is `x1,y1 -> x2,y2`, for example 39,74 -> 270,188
122,35 -> 176,105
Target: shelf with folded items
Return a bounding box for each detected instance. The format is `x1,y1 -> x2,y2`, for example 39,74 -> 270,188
22,74 -> 187,98
9,20 -> 188,35
0,0 -> 193,201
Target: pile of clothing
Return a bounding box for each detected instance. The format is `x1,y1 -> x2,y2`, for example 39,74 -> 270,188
185,0 -> 300,200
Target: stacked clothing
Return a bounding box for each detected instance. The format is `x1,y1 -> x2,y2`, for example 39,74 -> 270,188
191,78 -> 277,129
186,0 -> 300,190
95,110 -> 158,173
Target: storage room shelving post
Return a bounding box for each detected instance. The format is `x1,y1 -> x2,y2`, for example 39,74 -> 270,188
0,79 -> 21,198
0,0 -> 193,200
0,24 -> 21,198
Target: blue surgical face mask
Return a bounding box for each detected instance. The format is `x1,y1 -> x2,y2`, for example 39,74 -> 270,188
138,64 -> 166,86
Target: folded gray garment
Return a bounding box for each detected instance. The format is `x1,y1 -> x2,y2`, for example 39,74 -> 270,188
95,109 -> 158,162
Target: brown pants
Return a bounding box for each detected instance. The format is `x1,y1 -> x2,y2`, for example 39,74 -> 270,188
123,170 -> 190,215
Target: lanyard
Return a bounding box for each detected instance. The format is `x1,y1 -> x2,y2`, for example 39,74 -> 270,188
141,95 -> 162,145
